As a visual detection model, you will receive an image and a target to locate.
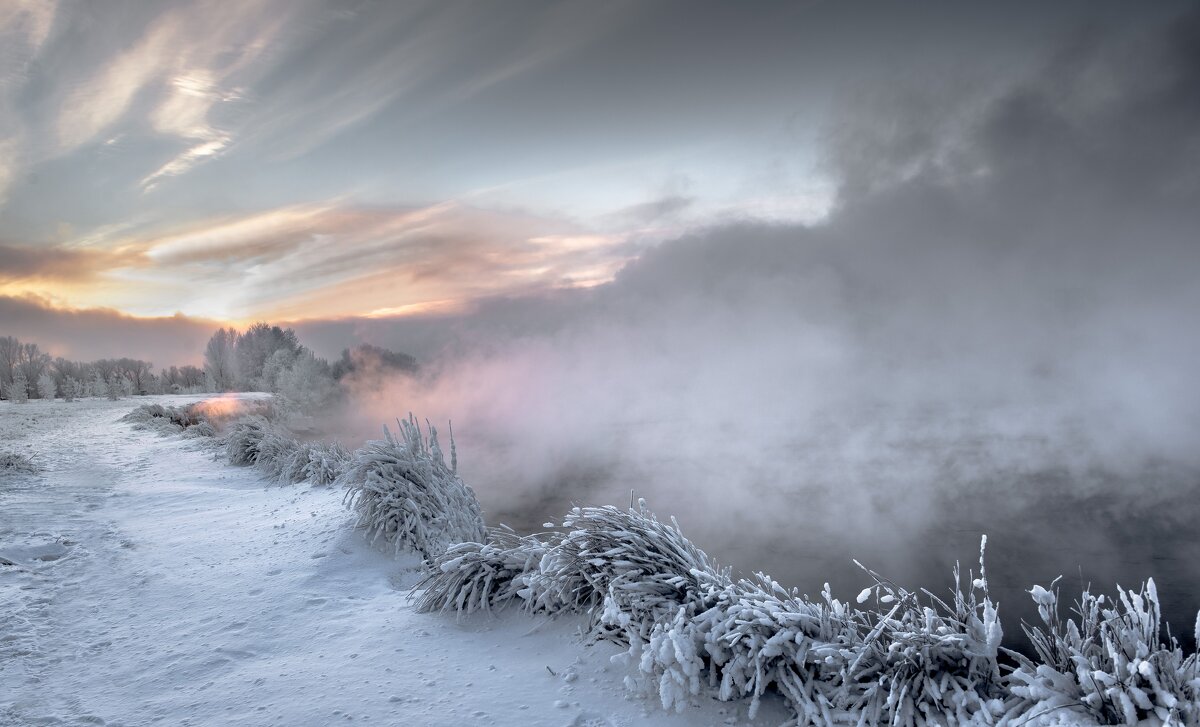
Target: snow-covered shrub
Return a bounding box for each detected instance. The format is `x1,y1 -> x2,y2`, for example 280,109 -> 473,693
121,403 -> 214,435
0,451 -> 39,474
278,440 -> 351,485
225,415 -> 275,465
836,549 -> 1008,726
251,427 -> 301,481
538,503 -> 729,633
340,417 -> 485,562
415,505 -> 1017,725
5,370 -> 29,403
415,527 -> 557,616
37,373 -> 56,401
121,403 -> 185,434
181,420 -> 217,438
63,376 -> 80,402
1009,579 -> 1200,725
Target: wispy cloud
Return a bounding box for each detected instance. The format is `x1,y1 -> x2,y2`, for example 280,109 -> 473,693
32,201 -> 636,321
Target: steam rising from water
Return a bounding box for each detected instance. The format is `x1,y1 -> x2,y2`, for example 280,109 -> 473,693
322,11 -> 1200,644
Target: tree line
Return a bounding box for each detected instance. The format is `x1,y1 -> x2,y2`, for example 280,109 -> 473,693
1,324 -> 415,404
0,335 -> 207,402
202,323 -> 416,410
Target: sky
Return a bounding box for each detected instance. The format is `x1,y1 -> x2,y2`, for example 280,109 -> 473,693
1,0 -> 1192,363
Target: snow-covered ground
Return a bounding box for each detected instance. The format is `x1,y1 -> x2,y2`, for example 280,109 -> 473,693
0,396 -> 789,727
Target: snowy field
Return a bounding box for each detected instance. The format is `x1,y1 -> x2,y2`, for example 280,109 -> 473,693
0,397 -> 789,727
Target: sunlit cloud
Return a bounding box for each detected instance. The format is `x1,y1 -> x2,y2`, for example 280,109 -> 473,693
22,201 -> 635,321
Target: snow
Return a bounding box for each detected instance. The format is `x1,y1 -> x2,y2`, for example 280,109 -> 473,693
0,397 -> 790,727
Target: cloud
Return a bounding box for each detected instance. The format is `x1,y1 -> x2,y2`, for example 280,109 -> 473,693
0,0 -> 58,204
0,242 -> 138,283
0,294 -> 216,366
108,201 -> 632,320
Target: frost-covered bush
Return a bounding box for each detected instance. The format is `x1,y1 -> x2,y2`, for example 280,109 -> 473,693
181,420 -> 217,438
596,513 -> 1006,724
37,373 -> 56,401
122,403 -> 217,436
121,403 -> 185,434
415,504 -> 1021,725
415,527 -> 556,616
225,415 -> 275,465
1009,579 -> 1200,726
124,400 -> 345,485
0,451 -> 39,474
277,440 -> 351,485
63,376 -> 80,402
835,550 -> 1008,726
5,370 -> 29,403
252,426 -> 302,480
538,503 -> 728,633
340,417 -> 485,562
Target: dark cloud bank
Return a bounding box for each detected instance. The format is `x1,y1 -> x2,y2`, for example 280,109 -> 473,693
0,295 -> 216,365
315,9 -> 1200,644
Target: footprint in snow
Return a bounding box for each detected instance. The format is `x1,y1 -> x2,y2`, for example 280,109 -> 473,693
565,711 -> 614,727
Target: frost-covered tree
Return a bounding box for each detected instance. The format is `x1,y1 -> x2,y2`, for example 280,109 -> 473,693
233,323 -> 303,391
6,369 -> 29,403
88,371 -> 107,399
276,351 -> 338,413
63,376 -> 80,402
37,372 -> 56,400
203,327 -> 238,392
261,347 -> 297,392
106,374 -> 122,400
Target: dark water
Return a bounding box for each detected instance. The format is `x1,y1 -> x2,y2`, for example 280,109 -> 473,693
477,443 -> 1200,655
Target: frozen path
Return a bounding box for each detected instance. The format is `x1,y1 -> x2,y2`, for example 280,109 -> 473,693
1,398 -> 788,727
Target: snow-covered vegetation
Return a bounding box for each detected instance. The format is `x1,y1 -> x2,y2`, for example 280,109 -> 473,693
0,334 -> 206,401
339,417 -> 486,561
416,503 -> 1200,726
1011,580 -> 1200,725
201,324 -> 416,413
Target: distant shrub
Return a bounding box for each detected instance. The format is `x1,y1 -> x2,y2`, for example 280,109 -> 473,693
340,417 -> 485,562
181,420 -> 217,438
0,451 -> 39,474
5,370 -> 29,403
